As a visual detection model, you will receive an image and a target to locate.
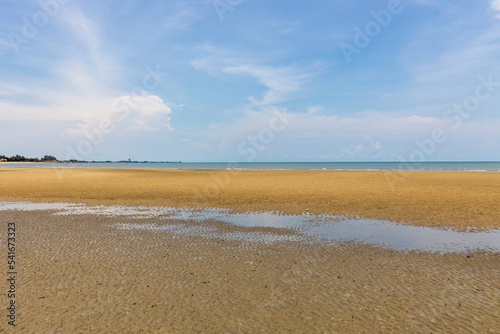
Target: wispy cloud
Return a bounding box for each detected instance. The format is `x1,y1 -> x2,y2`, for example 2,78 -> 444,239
191,44 -> 326,107
394,4 -> 500,112
223,64 -> 316,105
60,6 -> 101,57
52,4 -> 121,96
492,0 -> 500,18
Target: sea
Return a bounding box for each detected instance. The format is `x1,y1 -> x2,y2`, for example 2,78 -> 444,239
1,161 -> 500,171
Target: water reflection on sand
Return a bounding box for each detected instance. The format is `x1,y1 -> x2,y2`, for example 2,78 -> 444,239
1,201 -> 499,253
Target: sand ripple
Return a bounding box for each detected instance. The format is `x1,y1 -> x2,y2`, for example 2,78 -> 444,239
1,210 -> 499,333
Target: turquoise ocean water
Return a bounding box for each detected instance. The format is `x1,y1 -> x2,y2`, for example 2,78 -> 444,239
1,161 -> 500,171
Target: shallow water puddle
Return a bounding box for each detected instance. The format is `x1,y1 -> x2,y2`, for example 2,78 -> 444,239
1,201 -> 499,253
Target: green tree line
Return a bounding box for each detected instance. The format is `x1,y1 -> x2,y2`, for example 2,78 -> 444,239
0,154 -> 58,162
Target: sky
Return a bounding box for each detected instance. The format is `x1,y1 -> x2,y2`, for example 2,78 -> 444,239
1,0 -> 500,162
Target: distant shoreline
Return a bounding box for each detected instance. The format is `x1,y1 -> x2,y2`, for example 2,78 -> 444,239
0,161 -> 56,163
1,161 -> 500,172
0,160 -> 182,164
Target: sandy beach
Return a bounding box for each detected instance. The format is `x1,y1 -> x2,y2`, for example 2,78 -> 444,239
1,167 -> 499,228
2,210 -> 499,333
1,167 -> 499,332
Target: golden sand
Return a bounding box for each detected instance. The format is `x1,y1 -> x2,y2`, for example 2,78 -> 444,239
1,167 -> 499,228
2,210 -> 499,333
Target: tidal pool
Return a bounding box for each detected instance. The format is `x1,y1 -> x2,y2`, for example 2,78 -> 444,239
1,201 -> 499,253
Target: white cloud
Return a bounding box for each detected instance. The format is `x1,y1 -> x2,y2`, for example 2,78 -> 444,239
205,107 -> 447,142
281,112 -> 444,140
492,0 -> 500,18
63,95 -> 173,141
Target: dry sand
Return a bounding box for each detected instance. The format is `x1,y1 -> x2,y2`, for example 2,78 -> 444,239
1,167 -> 500,228
1,210 -> 499,333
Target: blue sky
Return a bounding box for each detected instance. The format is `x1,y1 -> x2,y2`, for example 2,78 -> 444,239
1,0 -> 500,162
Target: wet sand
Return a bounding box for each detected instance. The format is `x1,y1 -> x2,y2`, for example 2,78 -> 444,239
2,210 -> 499,333
1,167 -> 499,228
